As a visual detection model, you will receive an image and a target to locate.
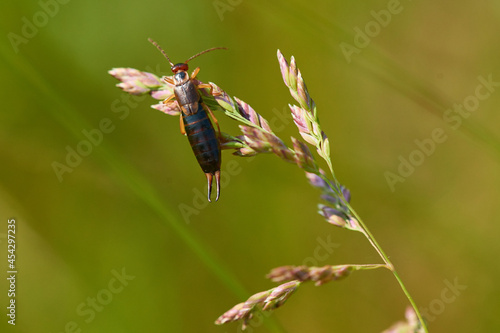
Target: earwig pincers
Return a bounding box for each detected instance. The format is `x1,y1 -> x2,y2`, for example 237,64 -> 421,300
148,38 -> 225,202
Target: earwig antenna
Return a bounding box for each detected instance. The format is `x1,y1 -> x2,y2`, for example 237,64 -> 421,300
185,47 -> 227,64
148,38 -> 174,67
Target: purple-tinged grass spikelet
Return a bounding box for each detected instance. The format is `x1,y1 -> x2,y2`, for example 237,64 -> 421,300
318,204 -> 349,228
304,169 -> 356,230
235,97 -> 272,131
239,125 -> 295,162
215,281 -> 300,330
267,265 -> 351,286
262,281 -> 299,310
150,88 -> 174,101
305,170 -> 329,188
268,264 -> 387,286
291,137 -> 317,172
290,104 -> 319,146
150,101 -> 180,116
277,49 -> 290,87
289,56 -> 298,91
278,51 -> 332,167
210,82 -> 237,115
108,68 -> 164,95
296,71 -> 314,110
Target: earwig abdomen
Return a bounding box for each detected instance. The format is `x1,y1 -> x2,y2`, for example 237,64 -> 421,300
182,100 -> 221,201
182,103 -> 221,175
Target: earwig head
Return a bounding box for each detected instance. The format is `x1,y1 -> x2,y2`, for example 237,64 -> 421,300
148,38 -> 227,74
171,63 -> 189,73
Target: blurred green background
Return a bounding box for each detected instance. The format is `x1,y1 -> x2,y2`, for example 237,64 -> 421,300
1,0 -> 499,332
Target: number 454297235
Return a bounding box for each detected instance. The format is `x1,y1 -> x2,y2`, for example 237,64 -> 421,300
7,219 -> 15,269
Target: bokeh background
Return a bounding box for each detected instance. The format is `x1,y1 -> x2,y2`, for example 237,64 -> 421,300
1,0 -> 499,332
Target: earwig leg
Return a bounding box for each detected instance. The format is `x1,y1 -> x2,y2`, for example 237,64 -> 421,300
179,115 -> 186,135
163,76 -> 175,85
215,170 -> 220,202
197,83 -> 212,90
202,104 -> 221,138
190,67 -> 200,80
197,83 -> 222,96
206,173 -> 213,202
162,93 -> 175,104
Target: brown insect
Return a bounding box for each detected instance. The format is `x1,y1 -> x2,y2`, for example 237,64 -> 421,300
149,38 -> 226,202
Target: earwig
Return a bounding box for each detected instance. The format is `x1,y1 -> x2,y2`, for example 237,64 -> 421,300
148,38 -> 225,202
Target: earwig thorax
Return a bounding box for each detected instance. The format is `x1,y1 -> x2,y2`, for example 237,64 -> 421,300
173,71 -> 189,86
